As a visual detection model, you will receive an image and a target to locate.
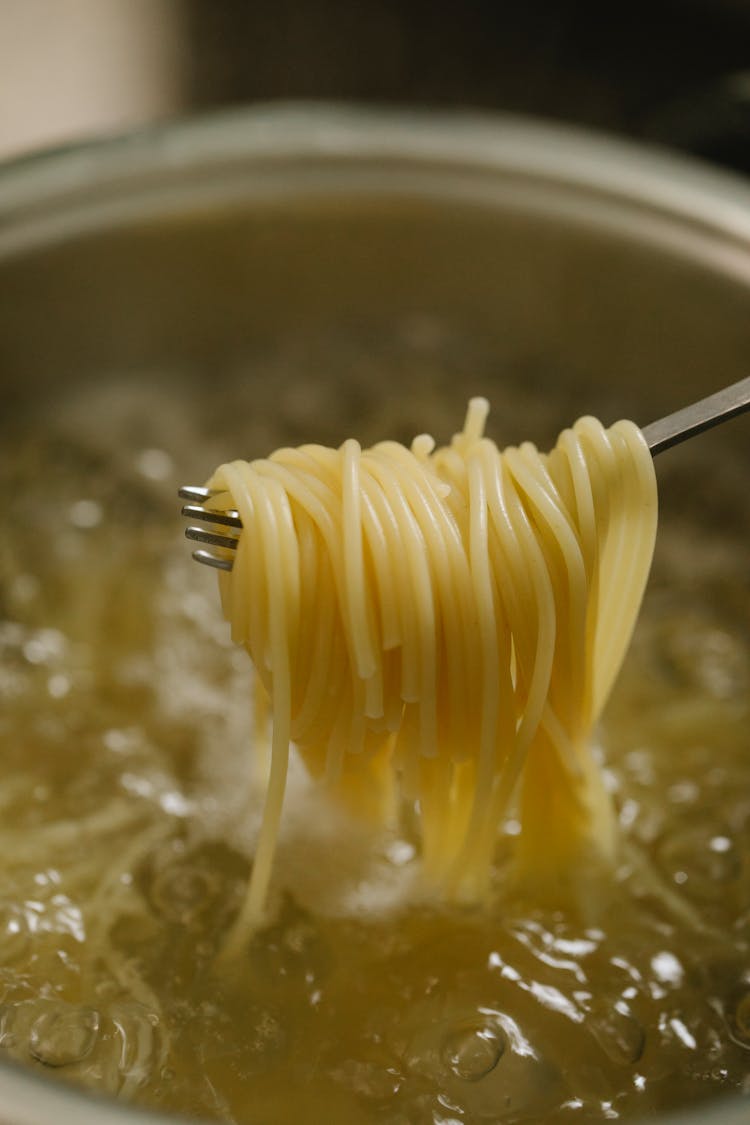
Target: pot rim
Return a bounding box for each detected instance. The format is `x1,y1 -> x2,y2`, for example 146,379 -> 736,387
0,102 -> 749,265
0,102 -> 749,1125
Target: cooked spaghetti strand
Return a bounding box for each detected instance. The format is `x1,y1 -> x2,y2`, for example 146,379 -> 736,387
206,399 -> 657,940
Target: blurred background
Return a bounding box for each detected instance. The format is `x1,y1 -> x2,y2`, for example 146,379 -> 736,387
0,0 -> 749,174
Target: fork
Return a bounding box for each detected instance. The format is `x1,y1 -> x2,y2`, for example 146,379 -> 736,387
179,374 -> 750,572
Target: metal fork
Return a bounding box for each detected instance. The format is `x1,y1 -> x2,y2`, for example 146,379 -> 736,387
180,375 -> 750,572
178,487 -> 241,571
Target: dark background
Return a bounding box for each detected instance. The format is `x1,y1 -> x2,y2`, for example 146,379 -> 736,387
1,1 -> 748,174
185,0 -> 750,174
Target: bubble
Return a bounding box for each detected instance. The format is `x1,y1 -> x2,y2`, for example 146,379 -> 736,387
47,673 -> 71,699
658,822 -> 741,900
441,1023 -> 505,1081
401,1001 -> 562,1122
150,863 -> 221,926
650,952 -> 684,987
387,840 -> 416,867
29,1002 -> 100,1067
667,780 -> 700,806
404,1027 -> 563,1125
69,499 -> 103,529
588,1003 -> 645,1065
666,1016 -> 697,1051
0,904 -> 30,964
103,727 -> 142,755
22,629 -> 67,666
82,1001 -> 163,1098
135,449 -> 174,481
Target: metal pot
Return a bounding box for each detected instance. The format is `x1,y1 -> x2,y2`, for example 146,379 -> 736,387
0,105 -> 748,1125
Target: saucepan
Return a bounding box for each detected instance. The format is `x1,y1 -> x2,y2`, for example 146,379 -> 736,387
0,105 -> 748,1125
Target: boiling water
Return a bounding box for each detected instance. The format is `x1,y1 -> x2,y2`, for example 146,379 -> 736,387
1,376 -> 749,1124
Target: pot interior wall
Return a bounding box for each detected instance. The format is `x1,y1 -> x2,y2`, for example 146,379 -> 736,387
1,185 -> 749,531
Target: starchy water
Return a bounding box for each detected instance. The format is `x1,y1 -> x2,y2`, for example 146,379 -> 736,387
1,374 -> 749,1124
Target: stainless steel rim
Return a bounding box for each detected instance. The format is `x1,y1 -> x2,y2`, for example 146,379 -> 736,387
0,102 -> 749,263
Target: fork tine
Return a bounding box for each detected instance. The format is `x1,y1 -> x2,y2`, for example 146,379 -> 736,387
191,548 -> 234,572
185,526 -> 240,550
180,486 -> 240,572
178,486 -> 218,502
181,504 -> 243,528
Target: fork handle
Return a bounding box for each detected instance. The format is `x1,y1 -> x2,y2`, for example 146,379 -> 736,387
642,374 -> 750,455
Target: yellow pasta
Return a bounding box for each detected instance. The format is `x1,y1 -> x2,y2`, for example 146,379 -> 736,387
206,399 -> 658,942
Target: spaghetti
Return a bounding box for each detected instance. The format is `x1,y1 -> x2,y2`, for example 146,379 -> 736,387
206,399 -> 658,939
